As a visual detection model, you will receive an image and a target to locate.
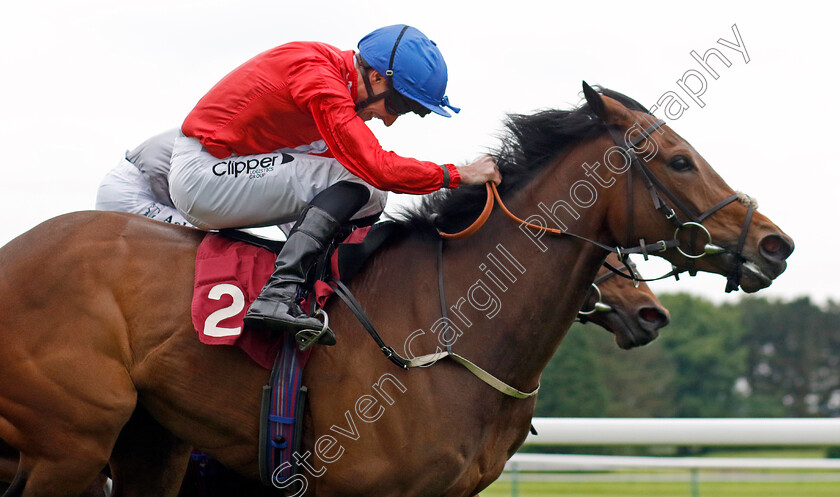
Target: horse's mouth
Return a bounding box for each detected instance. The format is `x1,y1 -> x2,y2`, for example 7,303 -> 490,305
704,250 -> 785,293
743,261 -> 772,285
737,257 -> 786,293
713,232 -> 793,293
603,308 -> 662,350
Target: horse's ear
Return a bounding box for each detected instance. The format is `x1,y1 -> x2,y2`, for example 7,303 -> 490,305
582,81 -> 606,119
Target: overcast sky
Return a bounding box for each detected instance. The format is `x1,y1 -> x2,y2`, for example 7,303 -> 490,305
1,0 -> 836,305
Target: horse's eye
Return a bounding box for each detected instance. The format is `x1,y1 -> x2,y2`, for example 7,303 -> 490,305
668,156 -> 694,172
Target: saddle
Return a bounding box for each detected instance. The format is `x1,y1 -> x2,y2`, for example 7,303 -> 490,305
189,221 -> 397,489
190,221 -> 397,367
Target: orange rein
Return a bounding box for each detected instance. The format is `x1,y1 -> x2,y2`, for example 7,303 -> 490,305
438,182 -> 567,239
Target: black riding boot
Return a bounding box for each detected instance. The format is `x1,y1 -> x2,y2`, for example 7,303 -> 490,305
243,205 -> 341,338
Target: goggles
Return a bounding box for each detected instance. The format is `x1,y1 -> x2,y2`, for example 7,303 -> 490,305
384,89 -> 431,117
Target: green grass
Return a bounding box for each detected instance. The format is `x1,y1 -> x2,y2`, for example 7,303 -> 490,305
700,447 -> 829,459
481,479 -> 840,497
483,448 -> 840,495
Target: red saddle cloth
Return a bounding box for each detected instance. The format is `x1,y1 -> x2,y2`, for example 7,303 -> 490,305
191,229 -> 370,369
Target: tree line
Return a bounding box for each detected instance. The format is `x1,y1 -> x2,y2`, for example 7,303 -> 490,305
535,294 -> 840,420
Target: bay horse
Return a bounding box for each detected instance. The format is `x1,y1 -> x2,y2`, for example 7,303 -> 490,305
578,254 -> 670,349
0,84 -> 792,497
0,254 -> 668,494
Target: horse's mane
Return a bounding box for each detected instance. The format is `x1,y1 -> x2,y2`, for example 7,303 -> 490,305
390,87 -> 650,238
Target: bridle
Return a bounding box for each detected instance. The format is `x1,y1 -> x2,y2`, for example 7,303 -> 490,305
575,116 -> 752,290
576,272 -> 617,319
439,115 -> 757,293
608,118 -> 756,292
576,261 -> 640,319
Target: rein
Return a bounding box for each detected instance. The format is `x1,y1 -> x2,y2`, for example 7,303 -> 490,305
439,182 -> 677,282
438,117 -> 757,291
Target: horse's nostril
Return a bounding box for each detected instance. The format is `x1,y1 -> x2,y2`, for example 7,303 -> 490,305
638,307 -> 669,329
760,234 -> 794,262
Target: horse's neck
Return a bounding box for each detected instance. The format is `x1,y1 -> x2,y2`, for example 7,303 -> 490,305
428,162 -> 613,391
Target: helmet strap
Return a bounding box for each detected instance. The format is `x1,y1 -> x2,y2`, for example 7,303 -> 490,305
385,25 -> 410,78
354,63 -> 390,112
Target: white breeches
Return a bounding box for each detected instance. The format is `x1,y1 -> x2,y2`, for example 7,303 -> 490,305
96,159 -> 192,226
168,135 -> 388,230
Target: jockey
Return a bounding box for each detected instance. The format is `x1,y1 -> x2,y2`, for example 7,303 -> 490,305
167,24 -> 501,343
95,129 -> 192,227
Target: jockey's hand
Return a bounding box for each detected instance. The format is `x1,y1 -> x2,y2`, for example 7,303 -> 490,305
457,154 -> 502,186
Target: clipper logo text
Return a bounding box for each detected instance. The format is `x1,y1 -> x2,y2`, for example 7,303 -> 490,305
212,153 -> 294,179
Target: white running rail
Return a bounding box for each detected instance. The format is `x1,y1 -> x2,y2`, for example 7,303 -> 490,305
506,453 -> 840,471
524,417 -> 840,446
504,418 -> 840,473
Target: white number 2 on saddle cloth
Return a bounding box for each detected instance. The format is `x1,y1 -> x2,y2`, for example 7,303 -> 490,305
203,283 -> 246,338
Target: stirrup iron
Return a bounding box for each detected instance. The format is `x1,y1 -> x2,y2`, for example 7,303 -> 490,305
295,308 -> 333,351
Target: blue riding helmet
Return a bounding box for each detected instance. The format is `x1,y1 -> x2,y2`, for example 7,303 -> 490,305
357,24 -> 460,117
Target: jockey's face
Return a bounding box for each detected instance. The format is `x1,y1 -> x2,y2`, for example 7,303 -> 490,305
355,69 -> 399,127
357,100 -> 399,127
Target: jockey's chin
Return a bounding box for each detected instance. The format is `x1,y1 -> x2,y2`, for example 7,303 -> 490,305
356,101 -> 398,127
